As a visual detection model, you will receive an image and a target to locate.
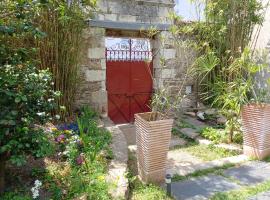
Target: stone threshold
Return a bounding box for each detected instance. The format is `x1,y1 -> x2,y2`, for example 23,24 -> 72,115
103,118 -> 129,200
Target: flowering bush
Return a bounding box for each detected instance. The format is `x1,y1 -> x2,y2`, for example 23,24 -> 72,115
0,1 -> 60,192
51,107 -> 112,166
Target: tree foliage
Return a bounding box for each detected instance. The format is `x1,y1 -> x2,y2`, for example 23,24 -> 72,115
0,0 -> 60,191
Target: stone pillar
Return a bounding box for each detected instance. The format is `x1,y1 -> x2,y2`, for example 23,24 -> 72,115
152,31 -> 197,109
75,27 -> 107,115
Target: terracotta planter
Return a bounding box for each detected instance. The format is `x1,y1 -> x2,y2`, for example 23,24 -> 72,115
242,103 -> 270,160
135,112 -> 173,183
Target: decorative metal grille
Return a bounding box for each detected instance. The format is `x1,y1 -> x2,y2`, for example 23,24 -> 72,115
106,38 -> 152,61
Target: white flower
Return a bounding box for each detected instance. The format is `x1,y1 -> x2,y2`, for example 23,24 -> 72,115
55,115 -> 60,120
35,180 -> 42,187
37,112 -> 45,117
31,180 -> 42,199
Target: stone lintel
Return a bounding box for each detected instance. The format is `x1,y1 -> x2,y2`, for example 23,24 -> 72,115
87,19 -> 171,31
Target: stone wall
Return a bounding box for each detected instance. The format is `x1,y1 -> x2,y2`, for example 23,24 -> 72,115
96,0 -> 175,24
75,0 -> 198,114
152,32 -> 197,109
75,27 -> 107,114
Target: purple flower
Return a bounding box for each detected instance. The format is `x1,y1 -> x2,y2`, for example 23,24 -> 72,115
76,139 -> 83,146
76,154 -> 85,165
56,134 -> 65,143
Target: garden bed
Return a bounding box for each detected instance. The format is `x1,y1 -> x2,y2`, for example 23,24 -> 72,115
1,107 -> 113,200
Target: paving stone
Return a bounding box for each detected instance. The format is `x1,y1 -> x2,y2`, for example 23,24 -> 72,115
195,136 -> 212,145
104,118 -> 129,199
224,161 -> 270,185
167,150 -> 204,176
249,191 -> 270,200
168,154 -> 248,177
171,175 -> 240,200
118,124 -> 136,146
183,116 -> 208,131
170,135 -> 187,149
180,128 -> 200,139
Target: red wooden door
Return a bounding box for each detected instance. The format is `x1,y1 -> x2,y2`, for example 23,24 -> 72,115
107,61 -> 153,124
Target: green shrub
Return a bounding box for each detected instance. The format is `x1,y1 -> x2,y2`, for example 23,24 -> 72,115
200,127 -> 226,143
0,0 -> 59,192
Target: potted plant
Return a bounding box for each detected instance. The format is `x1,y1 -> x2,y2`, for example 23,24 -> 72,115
135,112 -> 173,184
242,102 -> 270,160
135,88 -> 186,183
221,48 -> 270,160
134,28 -> 195,183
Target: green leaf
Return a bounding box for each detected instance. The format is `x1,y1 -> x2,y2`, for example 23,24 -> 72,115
21,96 -> 27,101
15,97 -> 21,103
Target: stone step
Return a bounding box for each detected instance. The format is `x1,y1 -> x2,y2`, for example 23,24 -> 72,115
179,127 -> 200,139
170,135 -> 188,149
182,116 -> 208,131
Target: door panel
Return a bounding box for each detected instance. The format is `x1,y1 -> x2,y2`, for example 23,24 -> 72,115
107,60 -> 153,124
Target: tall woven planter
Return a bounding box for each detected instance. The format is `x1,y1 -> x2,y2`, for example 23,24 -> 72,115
242,103 -> 270,160
135,112 -> 173,184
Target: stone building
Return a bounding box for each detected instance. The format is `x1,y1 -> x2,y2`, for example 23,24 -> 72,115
76,0 -> 197,123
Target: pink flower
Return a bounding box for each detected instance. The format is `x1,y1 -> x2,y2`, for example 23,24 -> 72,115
76,154 -> 85,165
56,134 -> 65,143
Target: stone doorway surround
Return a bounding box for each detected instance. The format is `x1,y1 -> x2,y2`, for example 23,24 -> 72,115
75,0 -> 197,117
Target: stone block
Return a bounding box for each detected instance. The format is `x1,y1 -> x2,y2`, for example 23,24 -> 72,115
92,90 -> 107,104
104,13 -> 118,21
97,13 -> 105,20
180,128 -> 199,139
118,14 -> 137,22
162,49 -> 176,60
88,48 -> 105,59
85,70 -> 105,82
161,68 -> 174,79
101,59 -> 106,70
88,36 -> 105,48
158,6 -> 170,17
101,80 -> 106,90
83,58 -> 106,70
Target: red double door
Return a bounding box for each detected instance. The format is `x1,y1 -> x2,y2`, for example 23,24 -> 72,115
107,61 -> 153,124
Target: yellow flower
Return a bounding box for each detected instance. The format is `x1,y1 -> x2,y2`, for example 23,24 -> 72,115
51,127 -> 58,132
64,130 -> 72,134
97,175 -> 105,181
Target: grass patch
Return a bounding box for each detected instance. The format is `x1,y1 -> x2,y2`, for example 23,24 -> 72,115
211,179 -> 270,200
176,119 -> 196,129
200,127 -> 227,144
172,163 -> 236,182
127,149 -> 172,200
180,144 -> 240,161
129,178 -> 172,200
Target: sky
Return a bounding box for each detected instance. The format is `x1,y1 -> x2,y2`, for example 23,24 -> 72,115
175,0 -> 204,21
